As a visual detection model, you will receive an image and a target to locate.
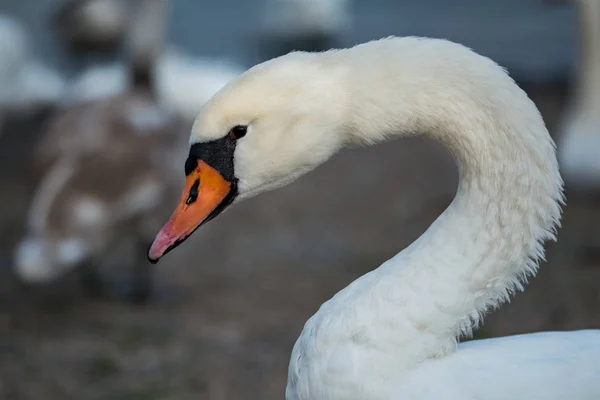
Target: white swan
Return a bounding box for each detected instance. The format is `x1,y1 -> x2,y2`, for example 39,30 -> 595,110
148,37 -> 600,399
0,14 -> 66,130
557,0 -> 600,191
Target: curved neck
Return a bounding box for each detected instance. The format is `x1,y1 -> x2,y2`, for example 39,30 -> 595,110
335,39 -> 563,356
573,0 -> 600,112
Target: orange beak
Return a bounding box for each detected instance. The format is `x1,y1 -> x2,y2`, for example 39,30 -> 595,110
148,160 -> 234,263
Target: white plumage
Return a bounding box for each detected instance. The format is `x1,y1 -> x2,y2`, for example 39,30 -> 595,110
182,36 -> 600,399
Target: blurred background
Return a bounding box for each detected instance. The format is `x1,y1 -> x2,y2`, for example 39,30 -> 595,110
0,0 -> 598,398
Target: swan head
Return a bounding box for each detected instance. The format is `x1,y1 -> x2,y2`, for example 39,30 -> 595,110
148,53 -> 347,262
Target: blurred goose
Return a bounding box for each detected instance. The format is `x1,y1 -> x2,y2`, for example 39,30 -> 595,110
148,37 -> 600,399
0,14 -> 66,133
557,0 -> 600,192
65,47 -> 245,122
261,0 -> 350,56
53,0 -> 130,53
14,0 -> 188,302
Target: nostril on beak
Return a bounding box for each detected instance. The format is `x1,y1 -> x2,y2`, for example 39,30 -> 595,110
185,178 -> 200,205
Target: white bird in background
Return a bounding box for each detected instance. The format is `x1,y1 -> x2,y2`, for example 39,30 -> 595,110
53,0 -> 130,53
64,48 -> 245,123
0,14 -> 66,134
261,0 -> 351,55
147,37 -> 600,399
53,0 -> 244,124
557,0 -> 600,192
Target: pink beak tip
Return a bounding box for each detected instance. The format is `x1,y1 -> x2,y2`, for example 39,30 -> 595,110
147,230 -> 172,264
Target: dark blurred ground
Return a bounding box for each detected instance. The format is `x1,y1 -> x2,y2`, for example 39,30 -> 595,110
1,1 -> 599,399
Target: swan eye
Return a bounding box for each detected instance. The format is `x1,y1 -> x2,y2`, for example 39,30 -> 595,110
229,125 -> 247,140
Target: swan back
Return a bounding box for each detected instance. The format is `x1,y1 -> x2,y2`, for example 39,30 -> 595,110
394,331 -> 600,399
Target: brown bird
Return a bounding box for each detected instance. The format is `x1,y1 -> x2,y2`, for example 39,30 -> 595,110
14,0 -> 189,302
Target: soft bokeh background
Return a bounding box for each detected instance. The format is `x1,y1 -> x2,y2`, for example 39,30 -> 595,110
1,0 -> 598,399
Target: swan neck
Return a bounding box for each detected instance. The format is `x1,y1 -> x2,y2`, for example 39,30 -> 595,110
338,40 -> 562,351
574,0 -> 600,111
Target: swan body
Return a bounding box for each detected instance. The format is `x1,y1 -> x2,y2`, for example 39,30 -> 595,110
65,48 -> 244,122
148,37 -> 600,398
557,0 -> 600,191
391,330 -> 600,399
0,15 -> 66,122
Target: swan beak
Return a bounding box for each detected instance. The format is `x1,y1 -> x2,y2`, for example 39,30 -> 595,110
147,160 -> 233,263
